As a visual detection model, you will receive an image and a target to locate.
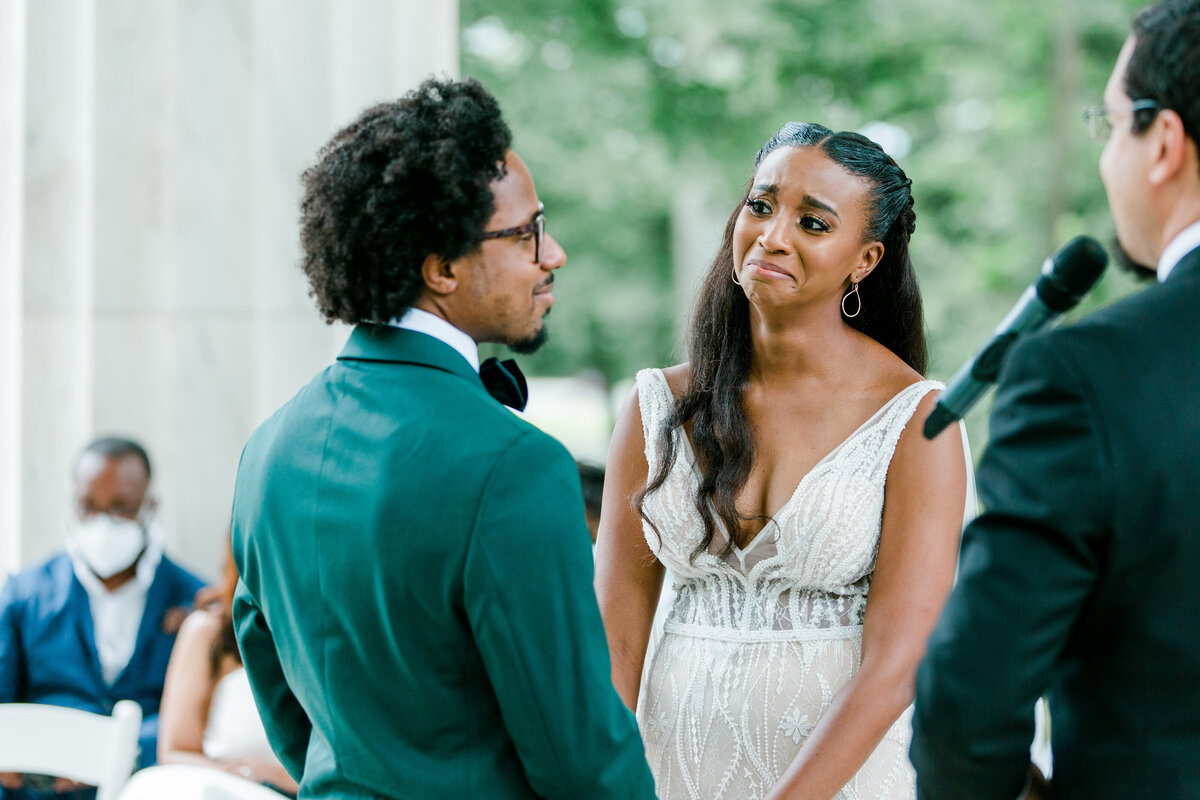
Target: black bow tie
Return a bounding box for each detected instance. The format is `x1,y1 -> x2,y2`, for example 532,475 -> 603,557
479,357 -> 528,411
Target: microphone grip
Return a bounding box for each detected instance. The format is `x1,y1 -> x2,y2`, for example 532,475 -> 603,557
923,403 -> 959,439
922,239 -> 1107,440
922,322 -> 1042,439
923,335 -> 1005,439
971,331 -> 1020,383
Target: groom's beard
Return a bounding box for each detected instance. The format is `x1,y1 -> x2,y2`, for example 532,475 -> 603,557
1111,235 -> 1158,282
510,320 -> 550,355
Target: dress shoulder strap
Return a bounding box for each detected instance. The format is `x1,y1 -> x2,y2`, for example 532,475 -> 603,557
874,379 -> 944,464
635,368 -> 677,475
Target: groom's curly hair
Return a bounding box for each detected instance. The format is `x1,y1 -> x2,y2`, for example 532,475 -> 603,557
298,77 -> 512,325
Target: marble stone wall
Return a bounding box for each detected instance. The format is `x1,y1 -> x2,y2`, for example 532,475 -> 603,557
0,0 -> 458,580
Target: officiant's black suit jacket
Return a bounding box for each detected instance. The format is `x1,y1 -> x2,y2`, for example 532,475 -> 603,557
911,246 -> 1200,799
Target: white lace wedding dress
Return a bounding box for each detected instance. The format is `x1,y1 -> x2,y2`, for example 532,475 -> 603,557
635,368 -> 943,800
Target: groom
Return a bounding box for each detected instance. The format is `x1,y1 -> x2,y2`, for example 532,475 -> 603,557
230,78 -> 655,799
911,1 -> 1200,798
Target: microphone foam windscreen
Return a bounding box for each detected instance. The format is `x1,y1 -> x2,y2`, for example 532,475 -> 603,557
1038,235 -> 1109,311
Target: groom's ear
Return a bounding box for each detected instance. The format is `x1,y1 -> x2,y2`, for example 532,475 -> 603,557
421,253 -> 459,295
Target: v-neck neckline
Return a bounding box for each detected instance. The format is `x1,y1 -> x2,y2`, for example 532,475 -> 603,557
653,370 -> 936,555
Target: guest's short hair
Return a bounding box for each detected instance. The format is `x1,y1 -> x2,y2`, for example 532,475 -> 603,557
299,77 -> 513,325
79,437 -> 152,479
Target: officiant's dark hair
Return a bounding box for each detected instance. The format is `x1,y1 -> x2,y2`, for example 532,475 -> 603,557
1125,0 -> 1200,177
298,77 -> 512,325
637,122 -> 927,561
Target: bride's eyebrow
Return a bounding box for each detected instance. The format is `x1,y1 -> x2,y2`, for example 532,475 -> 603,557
751,183 -> 841,221
800,194 -> 840,221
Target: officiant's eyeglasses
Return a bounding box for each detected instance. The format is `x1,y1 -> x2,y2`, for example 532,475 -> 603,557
1082,100 -> 1160,144
480,203 -> 545,263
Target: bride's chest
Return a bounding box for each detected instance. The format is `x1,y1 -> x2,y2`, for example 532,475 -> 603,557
734,396 -> 890,518
647,435 -> 892,587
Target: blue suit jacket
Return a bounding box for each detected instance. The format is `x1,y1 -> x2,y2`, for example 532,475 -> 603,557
0,550 -> 204,797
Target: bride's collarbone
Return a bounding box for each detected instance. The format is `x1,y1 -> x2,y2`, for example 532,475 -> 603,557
735,390 -> 907,513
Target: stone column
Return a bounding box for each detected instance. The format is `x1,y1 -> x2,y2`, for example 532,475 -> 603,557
0,0 -> 28,574
1,0 -> 457,579
8,0 -> 98,578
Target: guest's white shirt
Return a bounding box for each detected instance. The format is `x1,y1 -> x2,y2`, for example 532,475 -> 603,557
389,308 -> 480,373
69,528 -> 164,685
1158,219 -> 1200,282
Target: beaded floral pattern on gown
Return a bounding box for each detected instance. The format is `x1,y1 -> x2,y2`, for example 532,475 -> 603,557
635,368 -> 942,800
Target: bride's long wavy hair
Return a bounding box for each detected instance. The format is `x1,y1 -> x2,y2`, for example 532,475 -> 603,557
637,122 -> 928,561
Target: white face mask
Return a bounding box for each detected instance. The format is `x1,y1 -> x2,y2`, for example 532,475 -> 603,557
69,514 -> 148,579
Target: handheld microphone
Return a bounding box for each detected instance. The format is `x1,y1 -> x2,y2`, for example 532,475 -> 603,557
923,235 -> 1108,439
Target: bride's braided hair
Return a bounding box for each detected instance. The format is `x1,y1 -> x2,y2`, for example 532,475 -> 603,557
638,123 -> 927,561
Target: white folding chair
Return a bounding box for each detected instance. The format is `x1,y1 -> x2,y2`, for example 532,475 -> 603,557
118,764 -> 290,800
0,700 -> 142,800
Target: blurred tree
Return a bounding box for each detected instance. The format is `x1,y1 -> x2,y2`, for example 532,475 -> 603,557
461,0 -> 1146,443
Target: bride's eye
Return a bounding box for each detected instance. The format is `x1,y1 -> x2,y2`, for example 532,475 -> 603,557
799,215 -> 830,233
745,198 -> 772,215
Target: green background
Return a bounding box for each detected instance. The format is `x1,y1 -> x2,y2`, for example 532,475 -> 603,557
462,0 -> 1148,448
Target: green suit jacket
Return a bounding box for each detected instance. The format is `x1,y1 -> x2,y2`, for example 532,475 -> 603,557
231,324 -> 655,799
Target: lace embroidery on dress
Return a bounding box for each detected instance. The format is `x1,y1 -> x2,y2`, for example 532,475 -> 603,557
635,367 -> 942,800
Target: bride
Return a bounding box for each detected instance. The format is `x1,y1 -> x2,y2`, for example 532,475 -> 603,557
595,122 -> 967,800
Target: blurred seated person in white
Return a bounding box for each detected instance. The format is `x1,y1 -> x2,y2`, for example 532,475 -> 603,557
158,539 -> 298,797
0,437 -> 206,799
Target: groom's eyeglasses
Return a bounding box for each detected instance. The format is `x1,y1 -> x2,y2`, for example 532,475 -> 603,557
480,203 -> 545,263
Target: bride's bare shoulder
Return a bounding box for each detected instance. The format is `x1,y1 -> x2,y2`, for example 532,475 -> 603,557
659,363 -> 690,398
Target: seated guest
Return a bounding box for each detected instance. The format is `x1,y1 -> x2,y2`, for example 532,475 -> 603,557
577,460 -> 605,546
0,437 -> 205,798
157,540 -> 297,797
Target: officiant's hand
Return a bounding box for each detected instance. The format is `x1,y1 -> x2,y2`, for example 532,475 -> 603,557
1017,763 -> 1048,800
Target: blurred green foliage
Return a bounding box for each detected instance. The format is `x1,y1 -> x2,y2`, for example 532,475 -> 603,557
462,0 -> 1148,442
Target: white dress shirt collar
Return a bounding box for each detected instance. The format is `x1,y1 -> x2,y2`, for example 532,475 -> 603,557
388,308 -> 480,373
1158,219 -> 1200,282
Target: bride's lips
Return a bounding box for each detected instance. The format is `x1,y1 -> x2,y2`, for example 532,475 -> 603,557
744,259 -> 793,279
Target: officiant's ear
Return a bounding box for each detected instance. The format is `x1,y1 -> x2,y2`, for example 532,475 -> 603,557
421,253 -> 459,295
